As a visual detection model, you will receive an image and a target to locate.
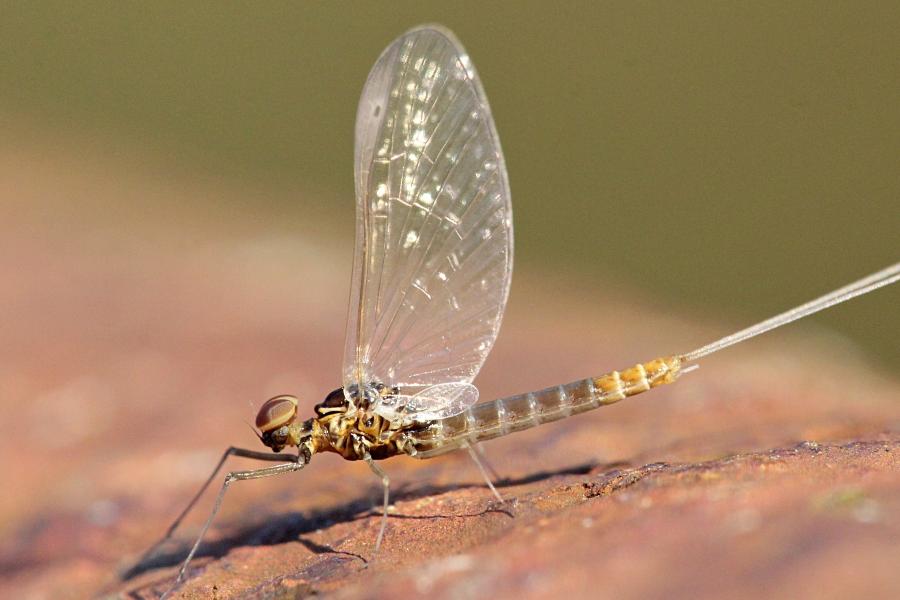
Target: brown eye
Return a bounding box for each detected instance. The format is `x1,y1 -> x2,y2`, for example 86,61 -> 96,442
255,395 -> 298,432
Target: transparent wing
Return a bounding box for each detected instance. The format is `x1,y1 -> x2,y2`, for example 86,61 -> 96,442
343,26 -> 513,400
372,382 -> 480,422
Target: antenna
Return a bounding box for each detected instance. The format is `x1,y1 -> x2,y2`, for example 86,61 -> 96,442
680,262 -> 900,363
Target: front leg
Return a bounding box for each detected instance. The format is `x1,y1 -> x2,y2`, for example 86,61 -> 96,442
161,455 -> 309,599
129,446 -> 300,577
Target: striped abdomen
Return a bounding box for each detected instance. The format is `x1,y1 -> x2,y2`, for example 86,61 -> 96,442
405,356 -> 682,459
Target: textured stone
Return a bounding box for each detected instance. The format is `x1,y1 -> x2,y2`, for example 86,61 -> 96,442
1,140 -> 898,600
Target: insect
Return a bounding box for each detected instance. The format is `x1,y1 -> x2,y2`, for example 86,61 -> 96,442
146,25 -> 900,598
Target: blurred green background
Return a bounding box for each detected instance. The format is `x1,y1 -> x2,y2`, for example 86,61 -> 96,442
2,2 -> 897,365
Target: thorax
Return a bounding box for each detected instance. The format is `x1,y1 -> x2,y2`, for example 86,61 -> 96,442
314,407 -> 410,461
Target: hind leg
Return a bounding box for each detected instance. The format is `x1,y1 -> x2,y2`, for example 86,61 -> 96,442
464,441 -> 503,502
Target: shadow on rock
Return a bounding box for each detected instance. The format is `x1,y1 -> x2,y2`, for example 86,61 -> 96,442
120,457 -> 622,583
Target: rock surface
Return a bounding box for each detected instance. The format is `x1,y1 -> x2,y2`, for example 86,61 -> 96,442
1,138 -> 898,599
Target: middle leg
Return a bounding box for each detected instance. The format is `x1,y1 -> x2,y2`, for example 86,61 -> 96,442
363,454 -> 390,554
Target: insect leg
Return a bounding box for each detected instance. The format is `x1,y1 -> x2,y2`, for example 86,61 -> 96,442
133,446 -> 298,572
161,457 -> 307,599
463,441 -> 503,502
363,454 -> 390,554
471,441 -> 502,481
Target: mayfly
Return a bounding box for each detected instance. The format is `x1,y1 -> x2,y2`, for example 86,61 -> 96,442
148,25 -> 899,597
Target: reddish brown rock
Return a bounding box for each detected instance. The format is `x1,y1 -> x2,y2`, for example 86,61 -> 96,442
1,135 -> 898,599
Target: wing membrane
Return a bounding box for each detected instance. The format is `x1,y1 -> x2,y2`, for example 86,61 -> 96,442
372,382 -> 479,422
343,26 -> 512,398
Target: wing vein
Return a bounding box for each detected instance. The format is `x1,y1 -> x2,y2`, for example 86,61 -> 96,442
345,26 -> 512,399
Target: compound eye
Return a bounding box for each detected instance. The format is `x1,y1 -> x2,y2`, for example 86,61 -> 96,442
255,395 -> 298,432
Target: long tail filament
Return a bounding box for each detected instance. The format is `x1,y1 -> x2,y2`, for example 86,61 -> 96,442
680,262 -> 900,363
